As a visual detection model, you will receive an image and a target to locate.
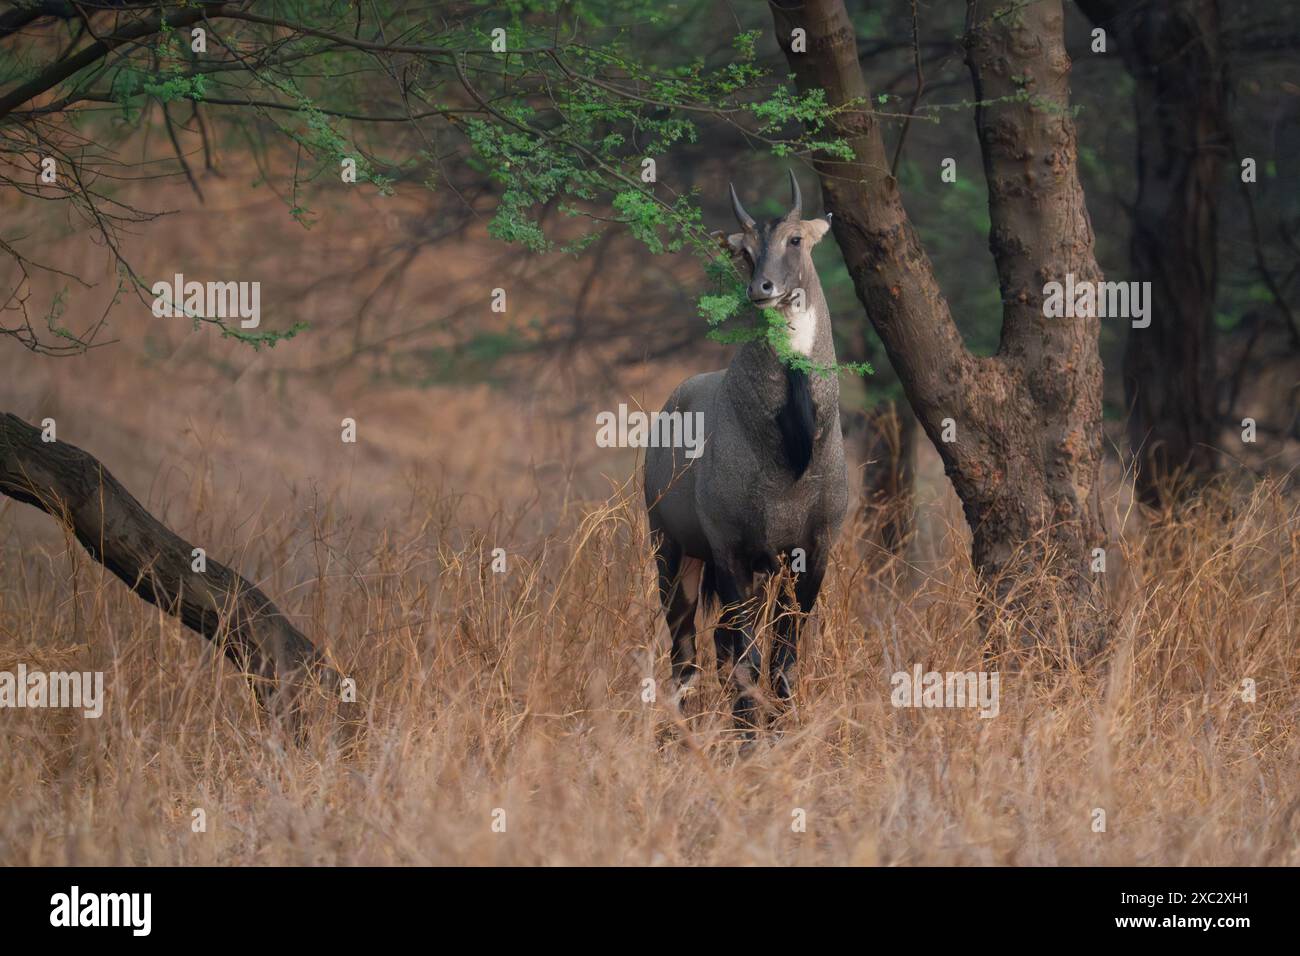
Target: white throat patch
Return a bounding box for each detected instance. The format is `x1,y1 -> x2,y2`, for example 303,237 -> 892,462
784,304 -> 818,357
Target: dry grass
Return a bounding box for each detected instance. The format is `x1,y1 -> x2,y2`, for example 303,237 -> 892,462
1,459 -> 1296,866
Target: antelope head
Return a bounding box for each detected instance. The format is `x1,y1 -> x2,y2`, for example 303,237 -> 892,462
720,170 -> 833,309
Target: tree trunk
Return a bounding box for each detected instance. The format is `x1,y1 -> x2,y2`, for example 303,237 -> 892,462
1079,0 -> 1226,508
0,412 -> 332,710
770,0 -> 1107,648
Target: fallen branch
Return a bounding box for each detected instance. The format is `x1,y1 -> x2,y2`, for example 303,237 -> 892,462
0,412 -> 333,712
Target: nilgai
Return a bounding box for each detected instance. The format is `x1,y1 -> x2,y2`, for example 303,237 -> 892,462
643,171 -> 848,731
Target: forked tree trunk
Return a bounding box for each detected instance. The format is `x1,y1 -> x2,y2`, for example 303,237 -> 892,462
771,0 -> 1107,647
1079,0 -> 1226,507
0,412 -> 332,710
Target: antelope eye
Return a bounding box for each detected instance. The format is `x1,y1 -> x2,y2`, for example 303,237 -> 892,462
790,235 -> 802,246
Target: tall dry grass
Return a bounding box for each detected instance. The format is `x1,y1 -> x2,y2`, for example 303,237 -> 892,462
0,461 -> 1296,866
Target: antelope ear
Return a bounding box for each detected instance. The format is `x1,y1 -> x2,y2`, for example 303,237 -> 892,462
712,230 -> 746,255
804,215 -> 832,245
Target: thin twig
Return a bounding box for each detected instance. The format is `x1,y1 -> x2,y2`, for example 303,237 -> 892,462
891,0 -> 925,177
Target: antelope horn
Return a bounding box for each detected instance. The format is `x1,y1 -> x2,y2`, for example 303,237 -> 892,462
729,182 -> 756,231
786,169 -> 802,221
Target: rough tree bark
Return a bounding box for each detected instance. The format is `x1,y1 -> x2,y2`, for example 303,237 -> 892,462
770,0 -> 1107,643
1078,0 -> 1226,508
0,412 -> 330,709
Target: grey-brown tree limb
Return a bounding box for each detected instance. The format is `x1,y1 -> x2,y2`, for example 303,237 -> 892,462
0,3 -> 235,119
0,412 -> 333,709
0,2 -> 550,121
769,0 -> 1107,643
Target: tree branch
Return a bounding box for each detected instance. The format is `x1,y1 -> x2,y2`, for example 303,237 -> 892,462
965,0 -> 1103,358
0,2 -> 232,119
0,0 -> 76,42
0,412 -> 333,709
889,0 -> 925,177
768,0 -> 973,438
